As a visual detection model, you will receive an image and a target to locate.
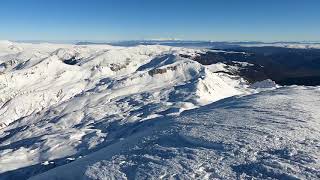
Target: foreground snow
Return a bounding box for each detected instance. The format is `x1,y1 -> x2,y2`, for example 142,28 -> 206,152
28,86 -> 320,180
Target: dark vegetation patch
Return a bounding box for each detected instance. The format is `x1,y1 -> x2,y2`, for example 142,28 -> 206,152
190,47 -> 320,85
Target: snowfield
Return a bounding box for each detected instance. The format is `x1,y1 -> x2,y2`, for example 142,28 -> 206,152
1,41 -> 317,179
30,86 -> 320,180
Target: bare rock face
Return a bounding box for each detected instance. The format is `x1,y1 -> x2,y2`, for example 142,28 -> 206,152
0,122 -> 6,129
148,66 -> 178,76
148,68 -> 167,76
63,56 -> 79,65
109,63 -> 127,71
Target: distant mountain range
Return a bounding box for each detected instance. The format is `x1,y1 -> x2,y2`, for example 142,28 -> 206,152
76,40 -> 320,48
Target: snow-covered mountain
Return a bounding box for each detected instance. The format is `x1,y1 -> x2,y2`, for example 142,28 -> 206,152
0,41 -> 255,178
1,41 -> 316,180
0,41 -> 245,127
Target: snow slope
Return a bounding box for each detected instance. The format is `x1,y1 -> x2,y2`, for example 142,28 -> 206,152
29,86 -> 320,180
0,41 -> 244,126
1,41 -> 318,180
0,41 -> 249,178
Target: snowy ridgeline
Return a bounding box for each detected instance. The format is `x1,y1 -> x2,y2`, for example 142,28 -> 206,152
0,41 -> 293,179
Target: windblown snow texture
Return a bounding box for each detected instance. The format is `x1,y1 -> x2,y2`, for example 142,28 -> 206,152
1,41 -> 316,180
30,86 -> 320,180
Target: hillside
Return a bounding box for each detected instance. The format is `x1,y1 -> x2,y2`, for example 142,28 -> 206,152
29,86 -> 320,179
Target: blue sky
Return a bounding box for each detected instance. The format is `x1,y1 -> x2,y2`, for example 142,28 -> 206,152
0,0 -> 319,41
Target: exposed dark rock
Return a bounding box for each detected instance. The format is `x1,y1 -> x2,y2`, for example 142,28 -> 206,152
179,54 -> 192,59
148,66 -> 178,76
109,64 -> 127,71
63,57 -> 79,65
148,68 -> 167,76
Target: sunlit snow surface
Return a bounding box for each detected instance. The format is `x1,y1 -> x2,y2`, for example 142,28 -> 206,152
1,41 -> 317,179
29,86 -> 320,180
0,41 -> 248,179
